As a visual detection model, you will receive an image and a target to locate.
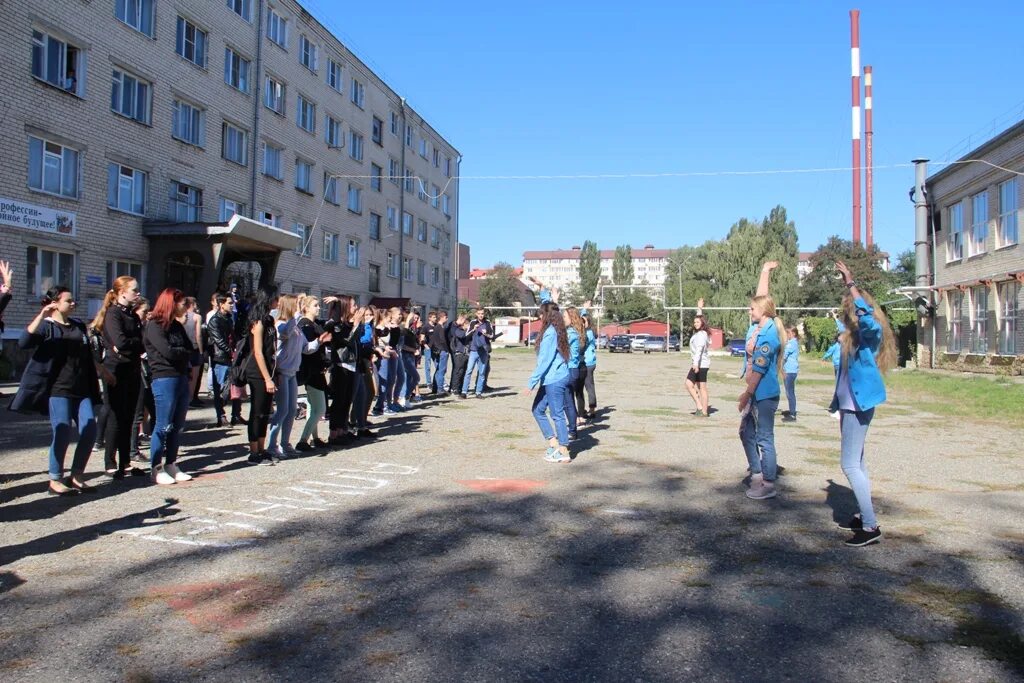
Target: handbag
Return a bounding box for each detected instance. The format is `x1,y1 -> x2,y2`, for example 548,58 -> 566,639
229,336 -> 251,387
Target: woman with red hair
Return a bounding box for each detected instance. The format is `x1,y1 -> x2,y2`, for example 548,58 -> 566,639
142,288 -> 194,485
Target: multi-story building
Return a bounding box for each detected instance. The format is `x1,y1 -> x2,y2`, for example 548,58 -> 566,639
918,119 -> 1023,373
521,245 -> 671,295
0,0 -> 460,361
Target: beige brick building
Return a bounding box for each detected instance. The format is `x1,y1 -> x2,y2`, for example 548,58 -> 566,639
521,245 -> 671,296
0,0 -> 460,361
919,120 -> 1023,373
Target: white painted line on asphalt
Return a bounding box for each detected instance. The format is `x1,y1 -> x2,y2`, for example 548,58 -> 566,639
205,507 -> 290,522
338,462 -> 421,475
324,473 -> 390,490
244,498 -> 330,512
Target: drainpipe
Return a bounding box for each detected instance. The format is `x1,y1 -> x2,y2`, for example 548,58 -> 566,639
249,0 -> 264,221
453,153 -> 462,318
398,98 -> 407,300
912,158 -> 932,367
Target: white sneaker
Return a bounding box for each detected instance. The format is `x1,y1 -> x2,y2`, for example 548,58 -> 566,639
152,467 -> 176,486
165,463 -> 192,482
746,475 -> 777,500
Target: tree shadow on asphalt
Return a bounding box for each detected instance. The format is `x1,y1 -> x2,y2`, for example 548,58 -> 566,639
2,456 -> 1021,681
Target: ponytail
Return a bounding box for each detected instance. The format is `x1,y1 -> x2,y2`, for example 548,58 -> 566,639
91,289 -> 117,332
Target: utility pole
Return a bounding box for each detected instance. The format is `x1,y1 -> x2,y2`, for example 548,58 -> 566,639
677,264 -> 683,352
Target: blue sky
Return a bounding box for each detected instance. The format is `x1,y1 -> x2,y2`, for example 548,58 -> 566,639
315,0 -> 1024,266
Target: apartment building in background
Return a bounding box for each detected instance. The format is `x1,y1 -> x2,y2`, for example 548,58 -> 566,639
919,119 -> 1023,373
0,0 -> 460,364
522,245 -> 671,295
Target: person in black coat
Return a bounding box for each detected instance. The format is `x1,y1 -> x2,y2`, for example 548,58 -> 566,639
207,294 -> 242,426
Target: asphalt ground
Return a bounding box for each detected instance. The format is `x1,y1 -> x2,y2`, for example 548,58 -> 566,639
1,348 -> 1022,682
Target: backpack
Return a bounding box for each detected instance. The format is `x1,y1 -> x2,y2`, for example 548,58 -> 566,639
228,334 -> 251,387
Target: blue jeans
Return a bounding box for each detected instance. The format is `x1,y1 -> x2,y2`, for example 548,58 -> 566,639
784,373 -> 798,416
740,396 -> 779,482
423,347 -> 434,387
532,379 -> 570,446
401,351 -> 419,400
841,408 -> 877,528
210,362 -> 241,419
48,396 -> 97,480
462,350 -> 487,395
268,373 -> 298,450
374,357 -> 397,412
432,350 -> 449,392
150,376 -> 190,469
566,367 -> 580,434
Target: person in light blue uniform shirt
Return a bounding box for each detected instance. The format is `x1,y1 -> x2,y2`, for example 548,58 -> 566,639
739,294 -> 785,501
576,315 -> 598,422
523,303 -> 571,463
781,326 -> 800,422
562,307 -> 587,439
830,261 -> 897,547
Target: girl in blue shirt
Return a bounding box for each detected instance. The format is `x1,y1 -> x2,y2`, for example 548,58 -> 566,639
575,314 -> 598,424
781,326 -> 800,422
563,307 -> 587,438
523,303 -> 572,463
832,261 -> 897,547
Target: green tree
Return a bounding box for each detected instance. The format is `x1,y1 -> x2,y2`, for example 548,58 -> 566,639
890,248 -> 916,288
478,262 -> 519,308
612,244 -> 634,285
578,240 -> 601,301
797,237 -> 891,307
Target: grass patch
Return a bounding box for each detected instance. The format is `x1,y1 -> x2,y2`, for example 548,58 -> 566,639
494,432 -> 522,439
619,432 -> 654,444
886,371 -> 1024,423
627,407 -> 679,417
803,447 -> 836,466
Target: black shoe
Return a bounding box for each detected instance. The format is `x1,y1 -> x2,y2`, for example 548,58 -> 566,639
295,441 -> 313,452
475,394 -> 484,399
781,414 -> 796,423
357,429 -> 375,438
247,452 -> 264,465
216,415 -> 227,428
111,469 -> 126,480
189,399 -> 203,408
837,516 -> 863,531
460,393 -> 468,399
328,436 -> 347,447
231,415 -> 248,426
312,437 -> 330,449
845,527 -> 882,547
93,442 -> 105,453
263,450 -> 281,465
129,467 -> 148,477
569,433 -> 578,441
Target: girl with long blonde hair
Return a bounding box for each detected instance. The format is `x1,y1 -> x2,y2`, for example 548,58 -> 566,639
563,307 -> 587,435
266,294 -> 302,457
832,261 -> 897,547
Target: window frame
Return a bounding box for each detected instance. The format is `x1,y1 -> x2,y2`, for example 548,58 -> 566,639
369,212 -> 382,241
972,285 -> 989,354
347,238 -> 360,268
224,47 -> 251,93
293,222 -> 312,257
322,232 -> 339,263
221,121 -> 249,166
325,114 -> 342,148
948,290 -> 963,353
171,180 -> 203,222
218,197 -> 245,222
172,98 -> 205,147
262,141 -> 283,180
998,178 -> 1019,248
299,35 -> 317,72
266,8 -> 288,48
116,0 -> 155,37
31,29 -> 85,97
296,94 -> 316,133
372,116 -> 384,145
295,158 -> 313,193
370,164 -> 382,192
111,68 -> 151,124
350,78 -> 365,108
998,281 -> 1019,355
175,16 -> 208,68
323,173 -> 341,205
263,75 -> 286,115
969,191 -> 988,257
326,59 -> 343,92
387,252 -> 399,278
347,184 -> 362,213
369,263 -> 381,292
349,131 -> 364,161
227,0 -> 252,22
26,245 -> 76,298
107,163 -> 147,216
28,136 -> 80,199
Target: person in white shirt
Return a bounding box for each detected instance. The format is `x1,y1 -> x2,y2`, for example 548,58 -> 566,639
685,298 -> 712,417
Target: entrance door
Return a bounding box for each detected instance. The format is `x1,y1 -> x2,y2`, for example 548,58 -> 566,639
164,251 -> 205,295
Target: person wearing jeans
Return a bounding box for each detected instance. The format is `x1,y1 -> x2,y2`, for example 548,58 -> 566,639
420,311 -> 437,390
267,296 -> 302,457
524,303 -> 571,463
831,260 -> 897,547
462,349 -> 487,397
143,288 -> 194,485
430,311 -> 450,393
738,292 -> 784,500
207,296 -> 241,426
782,326 -> 800,422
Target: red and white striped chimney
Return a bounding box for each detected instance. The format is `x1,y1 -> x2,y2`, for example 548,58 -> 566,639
864,65 -> 874,247
850,9 -> 862,245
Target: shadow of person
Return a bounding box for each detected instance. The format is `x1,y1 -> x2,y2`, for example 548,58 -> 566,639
823,478 -> 858,525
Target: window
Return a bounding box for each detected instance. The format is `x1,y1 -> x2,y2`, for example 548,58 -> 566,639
387,253 -> 399,278
107,164 -> 146,215
998,178 -> 1018,247
325,115 -> 342,147
431,184 -> 440,209
999,281 -> 1019,355
293,223 -> 312,256
445,156 -> 452,177
417,219 -> 427,242
404,170 -> 414,193
369,212 -> 381,240
442,193 -> 451,216
31,30 -> 84,96
26,246 -> 75,297
295,159 -> 312,193
372,117 -> 383,145
431,266 -> 440,288
388,159 -> 400,186
106,261 -> 143,289
322,233 -> 339,262
417,260 -> 426,285
948,290 -> 963,353
387,206 -> 398,231
266,8 -> 288,47
172,99 -> 205,146
260,210 -> 280,228
403,257 -> 412,281
116,0 -> 155,36
369,264 -> 381,292
443,268 -> 450,292
350,78 -> 365,108
349,131 -> 364,161
297,95 -> 315,133
327,59 -> 343,91
28,136 -> 79,198
402,211 -> 413,235
111,69 -> 151,124
224,48 -> 250,92
946,202 -> 962,262
347,239 -> 360,267
171,181 -> 202,222
419,136 -> 428,159
430,226 -> 440,248
347,184 -> 362,213
972,285 -> 989,354
370,164 -> 382,192
323,174 -> 340,204
176,17 -> 208,67
967,191 -> 988,257
227,0 -> 251,22
299,35 -> 317,71
433,148 -> 440,168
417,181 -> 428,202
264,76 -> 285,114
405,124 -> 413,147
262,142 -> 283,179
219,198 -> 244,221
222,122 -> 249,165
390,111 -> 400,135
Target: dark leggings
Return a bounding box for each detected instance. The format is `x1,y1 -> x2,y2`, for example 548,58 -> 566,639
130,382 -> 154,456
104,363 -> 142,471
576,365 -> 596,416
329,367 -> 355,431
247,378 -> 273,442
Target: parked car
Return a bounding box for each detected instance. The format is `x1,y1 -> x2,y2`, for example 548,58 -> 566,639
608,335 -> 632,353
643,336 -> 667,353
524,331 -> 539,346
630,334 -> 651,351
728,338 -> 746,357
668,335 -> 681,351
597,334 -> 609,349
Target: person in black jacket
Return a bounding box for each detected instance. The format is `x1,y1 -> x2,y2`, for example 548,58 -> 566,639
449,314 -> 471,398
207,294 -> 241,427
296,295 -> 331,450
95,276 -> 145,479
143,288 -> 194,485
324,295 -> 356,445
430,311 -> 450,393
12,287 -> 112,495
243,286 -> 278,464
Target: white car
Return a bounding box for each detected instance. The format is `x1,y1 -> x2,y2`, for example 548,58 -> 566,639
630,334 -> 650,351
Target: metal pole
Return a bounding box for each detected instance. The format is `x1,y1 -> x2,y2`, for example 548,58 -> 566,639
864,64 -> 874,246
677,264 -> 683,351
398,99 -> 407,299
851,9 -> 862,244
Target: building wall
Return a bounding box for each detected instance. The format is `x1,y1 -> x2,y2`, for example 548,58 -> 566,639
522,248 -> 670,294
0,0 -> 459,360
